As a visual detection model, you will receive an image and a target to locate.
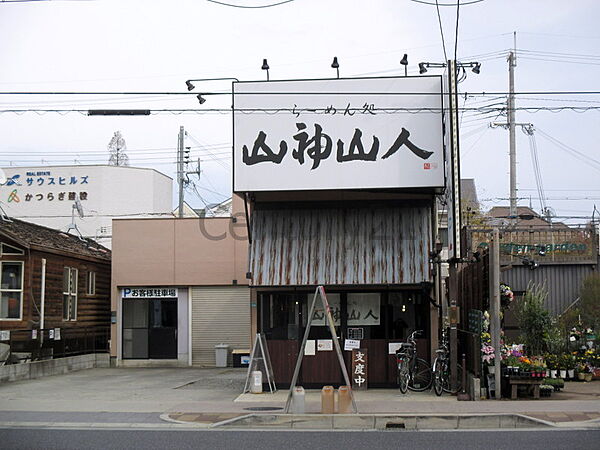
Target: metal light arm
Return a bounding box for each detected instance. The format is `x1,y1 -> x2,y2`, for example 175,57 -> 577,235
185,77 -> 240,91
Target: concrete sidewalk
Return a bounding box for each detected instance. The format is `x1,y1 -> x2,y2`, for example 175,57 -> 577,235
0,367 -> 598,430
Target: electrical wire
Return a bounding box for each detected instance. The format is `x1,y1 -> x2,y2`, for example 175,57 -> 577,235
409,0 -> 484,6
535,127 -> 600,172
206,0 -> 295,9
453,0 -> 460,62
434,0 -> 448,62
3,90 -> 600,96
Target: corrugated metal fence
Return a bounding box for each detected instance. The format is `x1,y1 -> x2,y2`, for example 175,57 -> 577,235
502,264 -> 596,314
249,206 -> 432,286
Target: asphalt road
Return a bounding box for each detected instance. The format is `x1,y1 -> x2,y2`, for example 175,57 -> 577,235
0,428 -> 598,450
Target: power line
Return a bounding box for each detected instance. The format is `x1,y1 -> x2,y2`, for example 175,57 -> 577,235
2,105 -> 600,116
453,0 -> 460,62
3,90 -> 600,96
434,0 -> 448,61
535,127 -> 600,171
206,0 -> 295,9
409,0 -> 484,6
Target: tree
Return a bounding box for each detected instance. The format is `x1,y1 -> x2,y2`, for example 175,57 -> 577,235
579,273 -> 600,331
107,131 -> 130,166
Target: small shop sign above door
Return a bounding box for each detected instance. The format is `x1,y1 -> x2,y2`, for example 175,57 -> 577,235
121,287 -> 178,298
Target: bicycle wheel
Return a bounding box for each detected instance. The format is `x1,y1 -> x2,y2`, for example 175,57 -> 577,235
398,361 -> 409,394
443,364 -> 463,394
408,358 -> 433,391
433,359 -> 443,396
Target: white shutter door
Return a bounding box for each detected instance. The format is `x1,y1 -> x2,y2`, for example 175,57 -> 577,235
191,286 -> 250,367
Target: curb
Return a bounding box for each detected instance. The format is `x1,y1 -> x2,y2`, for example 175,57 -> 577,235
211,413 -> 556,430
0,421 -> 203,430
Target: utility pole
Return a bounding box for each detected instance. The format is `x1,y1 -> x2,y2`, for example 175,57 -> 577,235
177,126 -> 184,218
508,51 -> 517,218
508,32 -> 517,219
447,59 -> 461,393
489,229 -> 502,399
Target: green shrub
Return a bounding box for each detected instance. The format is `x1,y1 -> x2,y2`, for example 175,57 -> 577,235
516,283 -> 553,356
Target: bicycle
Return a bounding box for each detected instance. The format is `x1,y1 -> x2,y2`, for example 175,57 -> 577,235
395,330 -> 432,393
432,330 -> 462,396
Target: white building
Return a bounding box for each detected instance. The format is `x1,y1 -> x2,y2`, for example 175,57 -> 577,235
0,165 -> 173,247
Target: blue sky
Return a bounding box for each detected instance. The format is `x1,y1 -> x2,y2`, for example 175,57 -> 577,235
1,0 -> 599,222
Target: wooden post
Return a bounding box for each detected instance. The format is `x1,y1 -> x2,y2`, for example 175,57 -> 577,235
490,229 -> 502,399
448,262 -> 458,392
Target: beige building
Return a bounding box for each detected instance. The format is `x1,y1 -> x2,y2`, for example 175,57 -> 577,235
110,195 -> 250,367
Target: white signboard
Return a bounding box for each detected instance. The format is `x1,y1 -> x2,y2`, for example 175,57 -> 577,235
122,287 -> 178,298
317,339 -> 333,351
304,340 -> 316,356
388,342 -> 403,355
344,339 -> 361,351
233,77 -> 444,192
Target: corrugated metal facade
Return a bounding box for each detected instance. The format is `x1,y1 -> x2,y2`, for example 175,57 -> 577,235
249,206 -> 432,286
503,264 -> 596,314
191,286 -> 250,366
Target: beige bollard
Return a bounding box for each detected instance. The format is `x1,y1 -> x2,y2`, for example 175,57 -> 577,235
321,386 -> 335,414
337,386 -> 352,413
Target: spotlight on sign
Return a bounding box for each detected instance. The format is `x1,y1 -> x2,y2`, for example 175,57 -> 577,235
331,56 -> 340,79
185,80 -> 195,91
472,62 -> 481,74
196,94 -> 206,105
261,58 -> 270,81
400,54 -> 408,76
419,62 -> 428,74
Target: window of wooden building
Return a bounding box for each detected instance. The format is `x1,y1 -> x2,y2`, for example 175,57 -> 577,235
0,261 -> 23,320
0,243 -> 24,256
86,271 -> 96,296
63,267 -> 78,321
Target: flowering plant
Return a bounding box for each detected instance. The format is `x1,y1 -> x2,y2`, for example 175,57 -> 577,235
502,343 -> 524,358
500,283 -> 514,309
545,354 -> 558,370
481,344 -> 495,365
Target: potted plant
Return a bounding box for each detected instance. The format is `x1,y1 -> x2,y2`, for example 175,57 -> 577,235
546,354 -> 558,378
577,362 -> 587,381
585,365 -> 593,382
481,343 -> 496,374
566,354 -> 576,379
559,354 -> 568,379
540,384 -> 553,397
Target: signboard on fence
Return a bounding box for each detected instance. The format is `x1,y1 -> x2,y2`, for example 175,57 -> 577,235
471,228 -> 597,264
233,77 -> 444,192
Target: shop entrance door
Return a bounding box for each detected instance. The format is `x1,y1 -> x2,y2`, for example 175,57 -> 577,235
123,298 -> 177,360
148,299 -> 177,359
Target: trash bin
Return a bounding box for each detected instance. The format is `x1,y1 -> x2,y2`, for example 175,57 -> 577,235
215,343 -> 229,367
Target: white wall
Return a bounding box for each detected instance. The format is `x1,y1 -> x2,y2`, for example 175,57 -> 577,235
0,165 -> 173,248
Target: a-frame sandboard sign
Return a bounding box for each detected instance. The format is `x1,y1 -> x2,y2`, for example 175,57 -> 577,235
243,333 -> 276,394
284,285 -> 358,413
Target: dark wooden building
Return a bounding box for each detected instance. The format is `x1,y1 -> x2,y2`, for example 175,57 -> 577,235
0,218 -> 111,332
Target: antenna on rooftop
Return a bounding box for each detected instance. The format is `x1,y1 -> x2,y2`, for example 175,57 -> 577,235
66,198 -> 85,240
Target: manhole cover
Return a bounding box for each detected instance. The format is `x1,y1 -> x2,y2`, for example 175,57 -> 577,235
243,407 -> 284,411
